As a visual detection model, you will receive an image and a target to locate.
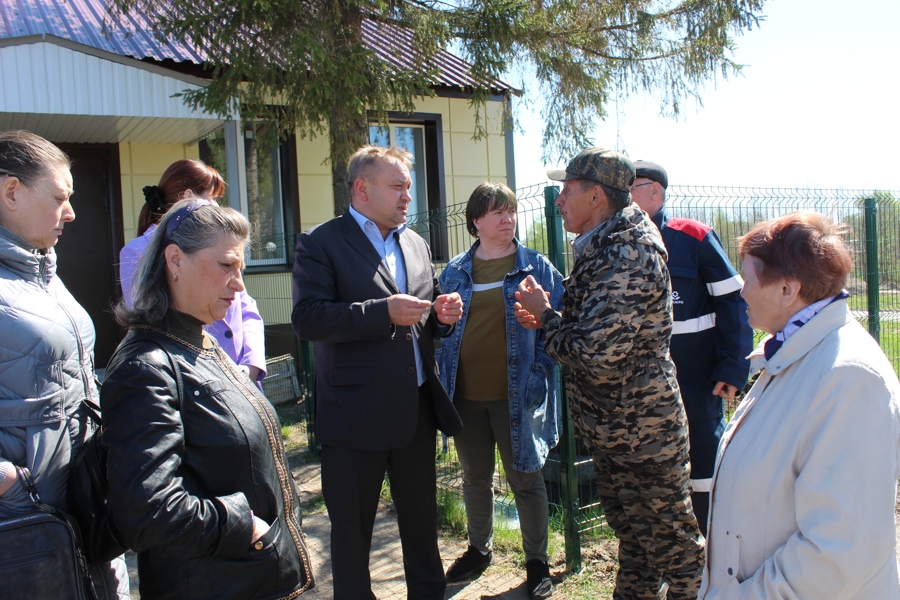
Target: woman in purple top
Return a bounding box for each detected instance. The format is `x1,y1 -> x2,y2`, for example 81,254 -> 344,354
119,159 -> 266,387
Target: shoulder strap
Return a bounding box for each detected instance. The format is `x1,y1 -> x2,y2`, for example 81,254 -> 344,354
82,337 -> 184,425
16,466 -> 54,514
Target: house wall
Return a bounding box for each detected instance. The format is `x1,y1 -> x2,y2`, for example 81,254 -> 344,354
113,98 -> 510,334
119,142 -> 199,242
294,96 -> 509,233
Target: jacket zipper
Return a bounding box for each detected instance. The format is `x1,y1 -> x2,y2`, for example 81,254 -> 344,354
216,349 -> 314,597
147,329 -> 313,597
55,291 -> 94,407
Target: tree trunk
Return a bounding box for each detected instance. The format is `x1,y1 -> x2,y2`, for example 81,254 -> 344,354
246,124 -> 260,227
330,111 -> 369,216
328,1 -> 369,217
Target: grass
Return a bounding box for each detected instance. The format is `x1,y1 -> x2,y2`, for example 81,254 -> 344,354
280,420 -> 310,454
380,477 -> 392,503
848,292 -> 900,312
554,566 -> 616,599
436,488 -> 617,599
299,493 -> 327,515
437,488 -> 468,537
874,322 -> 900,377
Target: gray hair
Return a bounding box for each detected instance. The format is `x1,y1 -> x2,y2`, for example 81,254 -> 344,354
115,199 -> 251,328
0,130 -> 71,185
576,178 -> 631,211
601,183 -> 631,211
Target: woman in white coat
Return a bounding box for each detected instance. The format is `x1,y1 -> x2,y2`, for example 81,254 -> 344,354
699,211 -> 900,600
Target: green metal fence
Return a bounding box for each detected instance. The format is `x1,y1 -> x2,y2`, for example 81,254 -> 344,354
252,184 -> 899,572
409,183 -> 900,571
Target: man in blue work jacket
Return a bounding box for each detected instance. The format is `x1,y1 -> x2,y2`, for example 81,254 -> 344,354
631,160 -> 753,537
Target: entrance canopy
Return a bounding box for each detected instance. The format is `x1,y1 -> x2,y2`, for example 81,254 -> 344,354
0,36 -> 226,144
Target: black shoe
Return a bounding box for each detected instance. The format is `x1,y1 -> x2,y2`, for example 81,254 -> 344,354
525,559 -> 553,599
445,545 -> 492,582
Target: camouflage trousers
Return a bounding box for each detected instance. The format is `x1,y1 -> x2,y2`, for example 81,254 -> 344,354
569,359 -> 704,600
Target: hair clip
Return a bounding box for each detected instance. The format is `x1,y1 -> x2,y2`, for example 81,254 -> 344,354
142,185 -> 167,212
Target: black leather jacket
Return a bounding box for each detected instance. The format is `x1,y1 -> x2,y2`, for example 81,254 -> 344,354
101,314 -> 313,599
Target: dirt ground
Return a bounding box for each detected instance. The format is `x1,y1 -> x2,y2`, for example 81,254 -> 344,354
122,420 -> 900,600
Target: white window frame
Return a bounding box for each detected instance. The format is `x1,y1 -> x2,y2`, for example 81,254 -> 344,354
222,119 -> 289,267
369,123 -> 429,217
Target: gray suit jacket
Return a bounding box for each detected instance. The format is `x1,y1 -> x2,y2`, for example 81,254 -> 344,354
291,212 -> 462,451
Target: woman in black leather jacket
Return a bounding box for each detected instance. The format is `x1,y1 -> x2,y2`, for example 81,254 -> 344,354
101,199 -> 313,599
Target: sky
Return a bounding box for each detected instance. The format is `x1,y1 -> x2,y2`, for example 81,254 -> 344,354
511,0 -> 900,191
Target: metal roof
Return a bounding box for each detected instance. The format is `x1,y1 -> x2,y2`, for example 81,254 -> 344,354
0,0 -> 513,93
361,19 -> 512,93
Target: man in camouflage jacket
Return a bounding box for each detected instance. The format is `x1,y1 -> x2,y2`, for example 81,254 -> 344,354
515,148 -> 704,600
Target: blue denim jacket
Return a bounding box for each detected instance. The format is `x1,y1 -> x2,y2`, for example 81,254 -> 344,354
436,239 -> 564,472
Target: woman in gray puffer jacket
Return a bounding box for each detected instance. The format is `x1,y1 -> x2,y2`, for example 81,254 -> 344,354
0,130 -> 129,598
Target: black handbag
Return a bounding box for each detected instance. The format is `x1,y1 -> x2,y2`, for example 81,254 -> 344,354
0,467 -> 99,600
68,343 -> 183,565
67,397 -> 128,565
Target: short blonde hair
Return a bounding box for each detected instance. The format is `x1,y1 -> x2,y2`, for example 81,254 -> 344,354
346,145 -> 413,191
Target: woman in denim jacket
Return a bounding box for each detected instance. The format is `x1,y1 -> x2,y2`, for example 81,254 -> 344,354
437,183 -> 563,598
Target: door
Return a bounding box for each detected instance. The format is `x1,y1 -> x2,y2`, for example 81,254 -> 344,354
55,145 -> 124,368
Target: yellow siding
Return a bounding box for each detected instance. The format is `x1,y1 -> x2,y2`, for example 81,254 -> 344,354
292,96 -> 509,232
444,98 -> 508,209
243,272 -> 293,325
452,176 -> 498,206
119,143 -> 197,242
263,96 -> 509,326
298,175 -> 335,232
448,133 -> 489,178
485,100 -> 506,135
295,134 -> 335,233
486,134 -> 507,178
413,96 -> 451,129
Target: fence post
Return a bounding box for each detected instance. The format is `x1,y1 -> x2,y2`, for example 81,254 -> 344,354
300,340 -> 318,449
864,197 -> 881,342
544,186 -> 582,573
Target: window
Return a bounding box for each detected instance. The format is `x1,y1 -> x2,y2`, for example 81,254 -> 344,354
243,123 -> 286,265
369,124 -> 428,216
200,122 -> 296,269
368,113 -> 448,259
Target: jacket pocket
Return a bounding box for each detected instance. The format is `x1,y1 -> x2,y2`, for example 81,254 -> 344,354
186,521 -> 281,599
0,360 -> 65,426
523,356 -> 552,413
254,516 -> 281,551
440,279 -> 462,295
668,265 -> 697,280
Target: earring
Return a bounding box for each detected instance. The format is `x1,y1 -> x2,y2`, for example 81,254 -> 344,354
174,273 -> 179,282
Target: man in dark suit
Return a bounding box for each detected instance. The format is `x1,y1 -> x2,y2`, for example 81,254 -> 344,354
292,145 -> 464,599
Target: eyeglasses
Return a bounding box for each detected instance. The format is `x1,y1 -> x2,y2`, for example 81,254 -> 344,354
631,182 -> 654,190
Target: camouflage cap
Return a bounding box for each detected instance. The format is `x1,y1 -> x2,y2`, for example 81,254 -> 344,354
547,147 -> 635,192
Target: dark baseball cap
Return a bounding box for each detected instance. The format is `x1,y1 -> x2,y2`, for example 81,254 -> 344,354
633,160 -> 668,189
547,147 -> 635,192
